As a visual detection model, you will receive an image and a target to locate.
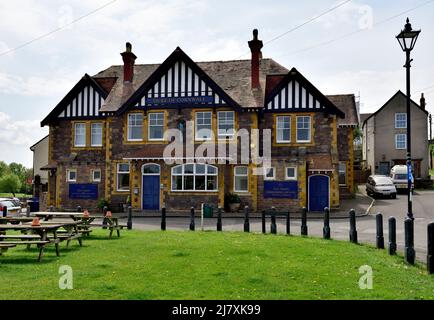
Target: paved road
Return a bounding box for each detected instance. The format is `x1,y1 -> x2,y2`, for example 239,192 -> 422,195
124,189 -> 434,262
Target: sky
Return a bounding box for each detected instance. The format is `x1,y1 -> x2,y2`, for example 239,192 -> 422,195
1,0 -> 433,168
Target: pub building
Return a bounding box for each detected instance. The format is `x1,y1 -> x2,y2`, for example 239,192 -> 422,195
38,30 -> 358,213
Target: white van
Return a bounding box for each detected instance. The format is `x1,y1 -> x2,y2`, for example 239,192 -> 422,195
390,165 -> 414,192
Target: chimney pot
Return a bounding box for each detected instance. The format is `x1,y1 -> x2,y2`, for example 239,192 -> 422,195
421,93 -> 426,109
121,42 -> 137,83
248,28 -> 263,90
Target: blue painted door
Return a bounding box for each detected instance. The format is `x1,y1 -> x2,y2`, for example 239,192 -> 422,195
309,175 -> 329,212
142,176 -> 160,210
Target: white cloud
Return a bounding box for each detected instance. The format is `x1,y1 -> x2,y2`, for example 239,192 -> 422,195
0,72 -> 73,96
0,112 -> 42,147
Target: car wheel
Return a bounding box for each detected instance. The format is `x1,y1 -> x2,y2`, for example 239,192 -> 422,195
391,193 -> 396,199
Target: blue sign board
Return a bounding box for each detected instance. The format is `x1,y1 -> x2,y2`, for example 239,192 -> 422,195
69,184 -> 98,200
264,181 -> 298,199
146,96 -> 214,105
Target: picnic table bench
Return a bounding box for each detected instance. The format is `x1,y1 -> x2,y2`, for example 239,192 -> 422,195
78,216 -> 122,238
0,221 -> 83,261
0,243 -> 16,255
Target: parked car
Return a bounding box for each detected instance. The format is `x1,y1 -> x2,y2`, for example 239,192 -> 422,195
0,198 -> 22,215
390,165 -> 414,193
366,175 -> 397,199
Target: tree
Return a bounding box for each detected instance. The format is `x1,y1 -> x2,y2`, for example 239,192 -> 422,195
9,162 -> 26,182
0,161 -> 9,178
0,174 -> 22,197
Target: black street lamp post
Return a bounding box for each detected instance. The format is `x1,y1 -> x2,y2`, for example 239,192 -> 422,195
396,18 -> 421,220
396,18 -> 420,265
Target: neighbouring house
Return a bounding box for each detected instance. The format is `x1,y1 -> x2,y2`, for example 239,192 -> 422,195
36,30 -> 357,213
361,91 -> 429,178
29,135 -> 49,198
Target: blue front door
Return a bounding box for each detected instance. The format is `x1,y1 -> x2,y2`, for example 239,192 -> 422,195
309,175 -> 329,212
142,175 -> 160,210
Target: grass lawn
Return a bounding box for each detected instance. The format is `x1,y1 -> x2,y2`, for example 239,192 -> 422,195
0,193 -> 32,198
0,229 -> 433,300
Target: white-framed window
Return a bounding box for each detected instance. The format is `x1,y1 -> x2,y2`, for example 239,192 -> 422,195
234,166 -> 249,192
91,123 -> 103,147
395,113 -> 407,129
276,116 -> 291,143
217,111 -> 235,139
148,112 -> 164,140
127,113 -> 143,141
171,163 -> 218,191
285,167 -> 297,180
264,167 -> 275,180
74,123 -> 86,147
66,169 -> 77,182
195,111 -> 213,141
296,116 -> 311,143
91,169 -> 101,182
117,163 -> 130,191
395,134 -> 407,150
338,162 -> 347,186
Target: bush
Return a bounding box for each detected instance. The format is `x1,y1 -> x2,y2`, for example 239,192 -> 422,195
0,173 -> 22,196
97,198 -> 109,211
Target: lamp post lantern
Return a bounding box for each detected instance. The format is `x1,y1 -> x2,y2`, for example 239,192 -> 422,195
396,18 -> 421,221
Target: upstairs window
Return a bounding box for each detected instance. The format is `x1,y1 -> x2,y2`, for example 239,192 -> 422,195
127,113 -> 143,141
395,113 -> 407,129
195,111 -> 213,141
91,123 -> 103,147
74,123 -> 86,147
276,116 -> 291,143
296,116 -> 311,143
92,169 -> 101,182
148,112 -> 164,140
395,134 -> 407,149
217,111 -> 235,139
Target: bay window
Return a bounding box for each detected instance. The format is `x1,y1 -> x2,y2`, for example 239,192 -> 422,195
171,163 -> 218,191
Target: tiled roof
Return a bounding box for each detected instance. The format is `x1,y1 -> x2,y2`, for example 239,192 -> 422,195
95,58 -> 289,112
326,94 -> 359,126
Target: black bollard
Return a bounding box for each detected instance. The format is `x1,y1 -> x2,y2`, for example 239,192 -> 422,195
427,222 -> 434,274
349,209 -> 358,244
217,207 -> 222,231
49,205 -> 54,212
388,217 -> 397,255
76,206 -> 82,212
244,206 -> 250,233
376,213 -> 384,249
2,206 -> 7,217
270,214 -> 277,234
323,207 -> 330,239
102,206 -> 108,229
127,206 -> 133,230
261,211 -> 266,234
301,207 -> 308,236
26,205 -> 30,217
189,207 -> 195,231
404,218 -> 415,265
286,212 -> 290,235
160,207 -> 166,231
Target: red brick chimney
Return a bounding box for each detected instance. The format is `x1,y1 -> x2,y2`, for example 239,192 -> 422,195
248,29 -> 263,90
121,42 -> 137,83
420,93 -> 426,109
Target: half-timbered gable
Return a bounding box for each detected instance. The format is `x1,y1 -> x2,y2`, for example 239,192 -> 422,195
117,47 -> 241,114
41,74 -> 108,126
264,68 -> 345,118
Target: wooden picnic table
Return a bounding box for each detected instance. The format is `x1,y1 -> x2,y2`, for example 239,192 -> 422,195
78,216 -> 122,238
0,221 -> 84,261
0,224 -> 64,261
0,217 -> 34,225
31,212 -> 84,221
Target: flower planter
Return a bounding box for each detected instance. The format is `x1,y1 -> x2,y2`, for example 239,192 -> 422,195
229,202 -> 241,212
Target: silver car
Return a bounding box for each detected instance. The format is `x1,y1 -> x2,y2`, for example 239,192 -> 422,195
366,175 -> 397,199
